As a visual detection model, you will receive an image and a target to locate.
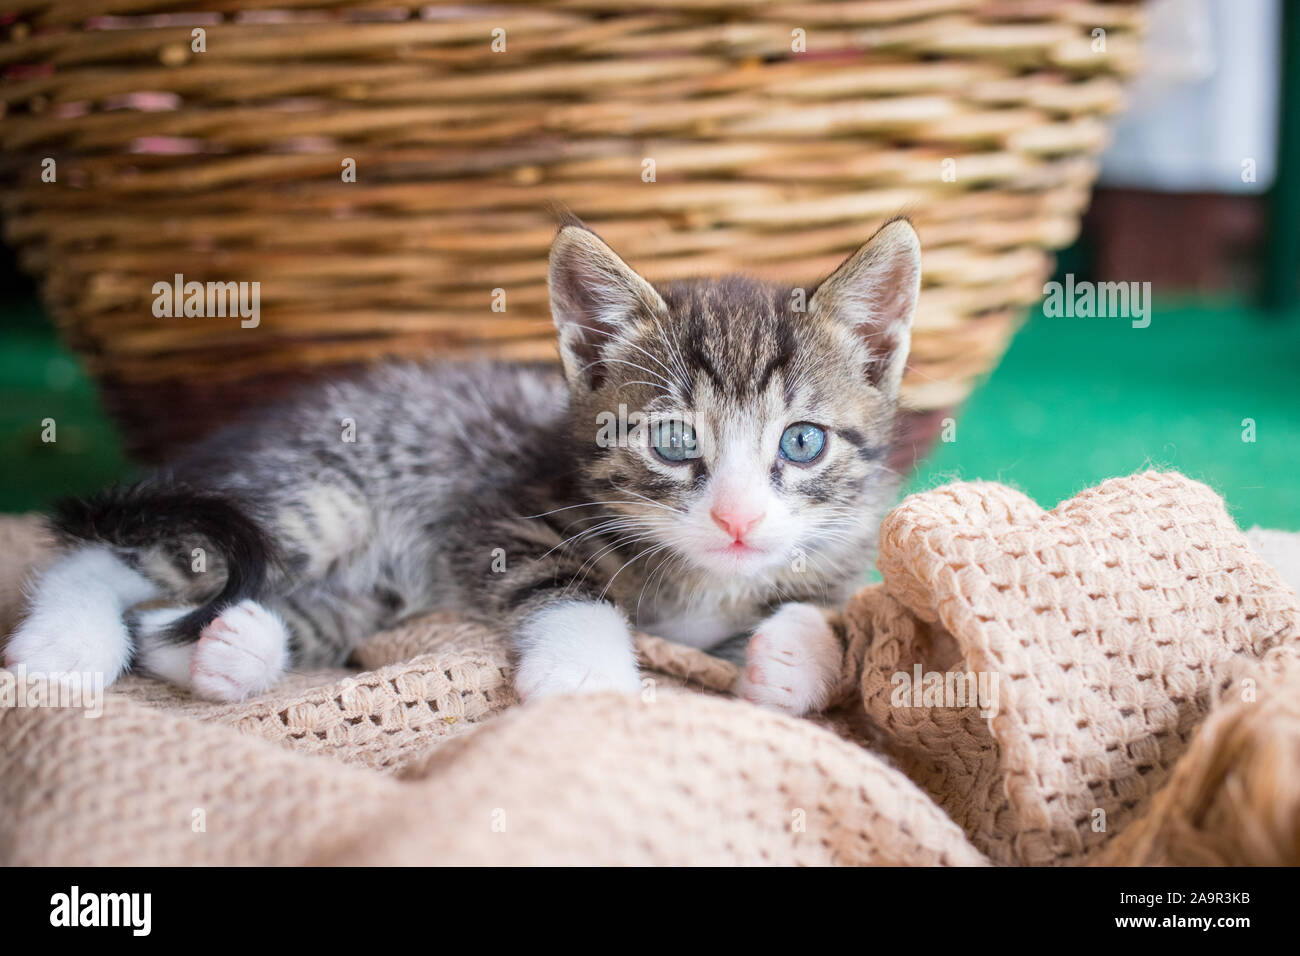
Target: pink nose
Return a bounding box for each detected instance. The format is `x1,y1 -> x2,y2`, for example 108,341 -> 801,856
710,506 -> 764,541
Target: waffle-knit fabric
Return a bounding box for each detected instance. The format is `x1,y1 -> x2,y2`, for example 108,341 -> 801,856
1,471 -> 1296,865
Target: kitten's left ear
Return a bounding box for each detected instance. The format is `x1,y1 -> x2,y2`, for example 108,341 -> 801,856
548,223 -> 668,392
809,218 -> 921,398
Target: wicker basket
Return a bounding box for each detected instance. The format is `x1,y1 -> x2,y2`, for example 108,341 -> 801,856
0,1 -> 1142,461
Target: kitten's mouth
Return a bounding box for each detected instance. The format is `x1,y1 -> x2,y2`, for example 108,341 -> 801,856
687,538 -> 788,579
712,541 -> 761,556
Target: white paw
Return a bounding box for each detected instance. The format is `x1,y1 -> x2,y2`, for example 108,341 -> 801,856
734,603 -> 841,717
514,600 -> 641,703
3,612 -> 131,685
516,653 -> 642,702
2,544 -> 156,686
189,600 -> 289,702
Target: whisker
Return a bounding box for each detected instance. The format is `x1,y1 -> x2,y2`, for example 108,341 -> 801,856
611,483 -> 686,515
523,500 -> 659,520
576,356 -> 675,393
599,543 -> 673,601
569,322 -> 686,393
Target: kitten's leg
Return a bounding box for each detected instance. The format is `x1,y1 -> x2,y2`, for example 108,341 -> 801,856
3,545 -> 160,684
129,605 -> 196,686
134,577 -> 395,701
734,603 -> 843,717
136,482 -> 377,694
133,600 -> 289,702
469,513 -> 642,701
513,600 -> 641,702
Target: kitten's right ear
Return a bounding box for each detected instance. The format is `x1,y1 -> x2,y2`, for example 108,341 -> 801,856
548,224 -> 667,392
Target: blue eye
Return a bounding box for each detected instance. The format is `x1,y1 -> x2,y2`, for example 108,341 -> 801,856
652,420 -> 698,463
779,423 -> 826,463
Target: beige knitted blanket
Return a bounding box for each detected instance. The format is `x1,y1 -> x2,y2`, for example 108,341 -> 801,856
2,471 -> 1298,866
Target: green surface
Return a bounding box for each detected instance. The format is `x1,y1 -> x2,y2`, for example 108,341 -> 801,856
0,295 -> 1296,530
909,298 -> 1300,531
0,300 -> 135,512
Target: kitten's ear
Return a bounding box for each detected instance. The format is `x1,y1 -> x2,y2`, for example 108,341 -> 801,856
548,224 -> 667,392
809,218 -> 921,398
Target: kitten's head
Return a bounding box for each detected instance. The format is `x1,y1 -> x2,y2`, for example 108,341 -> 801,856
548,218 -> 920,581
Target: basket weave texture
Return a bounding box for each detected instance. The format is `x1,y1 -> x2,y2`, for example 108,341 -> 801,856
0,1 -> 1141,456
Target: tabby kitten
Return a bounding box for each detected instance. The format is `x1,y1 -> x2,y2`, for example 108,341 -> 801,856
4,217 -> 921,715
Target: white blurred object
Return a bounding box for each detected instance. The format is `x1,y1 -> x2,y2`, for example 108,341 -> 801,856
1100,0 -> 1281,194
1245,528 -> 1300,595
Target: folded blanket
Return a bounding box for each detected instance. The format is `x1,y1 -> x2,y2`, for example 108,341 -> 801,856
2,471 -> 1297,865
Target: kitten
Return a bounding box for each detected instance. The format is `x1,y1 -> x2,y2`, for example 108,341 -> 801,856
3,217 -> 921,715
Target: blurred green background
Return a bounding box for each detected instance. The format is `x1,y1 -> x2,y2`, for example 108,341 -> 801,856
905,294 -> 1300,531
0,273 -> 135,513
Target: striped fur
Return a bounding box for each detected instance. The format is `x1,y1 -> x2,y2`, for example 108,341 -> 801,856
6,219 -> 921,704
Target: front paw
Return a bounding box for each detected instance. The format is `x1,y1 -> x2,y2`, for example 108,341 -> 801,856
734,603 -> 841,717
516,654 -> 641,702
514,601 -> 641,703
